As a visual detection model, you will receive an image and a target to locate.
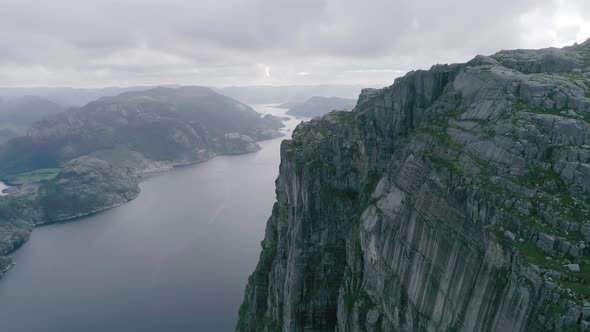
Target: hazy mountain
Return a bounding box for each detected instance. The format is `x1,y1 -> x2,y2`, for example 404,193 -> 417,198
0,85 -> 367,109
217,85 -> 367,104
0,129 -> 18,145
0,86 -> 284,177
0,85 -> 288,277
0,86 -> 164,107
282,96 -> 357,117
0,96 -> 66,134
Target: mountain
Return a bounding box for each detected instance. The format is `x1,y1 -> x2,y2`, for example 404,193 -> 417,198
238,40 -> 590,331
0,86 -> 284,177
283,96 -> 357,118
0,86 -> 160,107
217,85 -> 367,104
0,129 -> 18,145
0,96 -> 66,134
0,86 -> 285,277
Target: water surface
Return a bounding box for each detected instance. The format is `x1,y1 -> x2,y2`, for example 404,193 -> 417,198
0,105 -> 299,332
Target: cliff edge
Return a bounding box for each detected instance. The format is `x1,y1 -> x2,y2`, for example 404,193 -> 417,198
238,40 -> 590,331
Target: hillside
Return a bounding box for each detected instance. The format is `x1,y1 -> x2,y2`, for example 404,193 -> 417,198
0,96 -> 66,135
238,40 -> 590,331
0,86 -> 285,278
0,86 -> 283,177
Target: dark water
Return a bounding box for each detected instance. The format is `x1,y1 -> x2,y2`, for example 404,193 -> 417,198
0,105 -> 299,332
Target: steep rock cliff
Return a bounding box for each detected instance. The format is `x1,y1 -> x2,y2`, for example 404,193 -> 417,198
238,40 -> 590,331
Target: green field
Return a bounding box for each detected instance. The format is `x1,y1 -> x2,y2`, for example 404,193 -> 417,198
6,168 -> 62,185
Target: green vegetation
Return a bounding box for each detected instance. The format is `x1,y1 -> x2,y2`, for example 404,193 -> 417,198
514,240 -> 566,272
417,125 -> 464,154
6,168 -> 61,185
331,110 -> 356,125
515,238 -> 590,299
549,303 -> 567,316
584,80 -> 590,99
559,281 -> 590,298
364,171 -> 381,196
514,98 -> 590,124
0,198 -> 10,224
426,154 -> 464,175
517,165 -> 590,223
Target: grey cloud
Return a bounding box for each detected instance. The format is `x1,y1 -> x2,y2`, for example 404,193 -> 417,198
0,0 -> 587,87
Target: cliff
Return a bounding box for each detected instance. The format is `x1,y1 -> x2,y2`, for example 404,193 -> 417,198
238,40 -> 590,331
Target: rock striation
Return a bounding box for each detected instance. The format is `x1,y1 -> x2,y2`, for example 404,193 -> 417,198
238,40 -> 590,331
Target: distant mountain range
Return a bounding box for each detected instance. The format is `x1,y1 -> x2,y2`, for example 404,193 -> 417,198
0,96 -> 66,141
0,86 -> 287,277
217,85 -> 368,104
0,85 -> 370,107
0,86 -> 284,177
0,86 -> 168,107
278,96 -> 357,118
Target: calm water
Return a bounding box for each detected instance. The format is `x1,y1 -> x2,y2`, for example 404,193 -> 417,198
0,105 -> 300,332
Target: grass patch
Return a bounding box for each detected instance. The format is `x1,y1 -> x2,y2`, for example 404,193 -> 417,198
518,165 -> 590,223
514,240 -> 566,272
417,125 -> 464,153
6,168 -> 61,185
549,303 -> 567,316
559,280 -> 590,298
514,98 -> 590,124
426,154 -> 464,175
330,110 -> 356,125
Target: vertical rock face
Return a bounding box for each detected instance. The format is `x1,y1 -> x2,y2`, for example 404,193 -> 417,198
238,40 -> 590,331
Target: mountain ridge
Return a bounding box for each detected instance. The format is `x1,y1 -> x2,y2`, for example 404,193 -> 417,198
0,86 -> 286,279
281,96 -> 357,118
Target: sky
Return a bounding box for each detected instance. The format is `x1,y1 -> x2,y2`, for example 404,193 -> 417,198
0,0 -> 589,88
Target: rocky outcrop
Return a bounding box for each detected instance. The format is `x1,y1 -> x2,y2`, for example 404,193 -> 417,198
0,156 -> 140,277
238,40 -> 590,331
35,156 -> 140,222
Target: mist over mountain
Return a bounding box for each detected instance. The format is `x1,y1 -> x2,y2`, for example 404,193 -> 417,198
281,96 -> 357,118
217,85 -> 367,104
0,86 -> 284,177
0,96 -> 65,135
0,1 -> 589,331
0,87 -> 161,107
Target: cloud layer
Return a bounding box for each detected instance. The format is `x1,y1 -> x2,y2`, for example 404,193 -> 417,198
0,0 -> 588,87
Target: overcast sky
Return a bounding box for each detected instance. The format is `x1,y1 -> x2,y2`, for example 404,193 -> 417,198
0,0 -> 588,88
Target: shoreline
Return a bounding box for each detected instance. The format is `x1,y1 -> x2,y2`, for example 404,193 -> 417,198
0,119 -> 291,278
